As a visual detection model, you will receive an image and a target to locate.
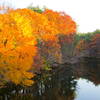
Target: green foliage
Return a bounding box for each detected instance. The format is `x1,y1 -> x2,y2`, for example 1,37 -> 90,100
42,57 -> 52,71
28,6 -> 44,13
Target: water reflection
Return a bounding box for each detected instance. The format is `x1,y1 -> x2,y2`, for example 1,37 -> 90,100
75,79 -> 100,100
73,57 -> 100,85
0,57 -> 100,100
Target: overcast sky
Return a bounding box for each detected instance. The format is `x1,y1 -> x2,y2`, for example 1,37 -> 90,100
0,0 -> 100,33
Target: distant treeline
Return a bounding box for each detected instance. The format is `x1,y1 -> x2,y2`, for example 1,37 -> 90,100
75,29 -> 100,44
74,30 -> 100,57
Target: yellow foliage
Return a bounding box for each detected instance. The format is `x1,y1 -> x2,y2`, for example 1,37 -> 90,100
22,79 -> 34,86
0,8 -> 76,86
0,9 -> 37,86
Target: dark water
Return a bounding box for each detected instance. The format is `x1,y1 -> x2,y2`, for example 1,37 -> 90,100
0,57 -> 100,100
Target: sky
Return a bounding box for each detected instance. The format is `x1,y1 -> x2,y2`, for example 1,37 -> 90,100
0,0 -> 100,33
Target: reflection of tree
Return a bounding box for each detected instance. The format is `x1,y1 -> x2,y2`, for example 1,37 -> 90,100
1,58 -> 99,100
0,67 -> 77,100
40,72 -> 77,100
73,57 -> 100,85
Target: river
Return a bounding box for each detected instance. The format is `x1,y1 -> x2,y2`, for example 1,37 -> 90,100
0,57 -> 100,100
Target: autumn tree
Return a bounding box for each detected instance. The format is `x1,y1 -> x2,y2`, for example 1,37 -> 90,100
0,8 -> 37,86
0,7 -> 76,86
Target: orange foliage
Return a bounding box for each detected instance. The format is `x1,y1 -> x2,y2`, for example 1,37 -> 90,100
0,8 -> 76,86
0,9 -> 37,86
43,9 -> 76,35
